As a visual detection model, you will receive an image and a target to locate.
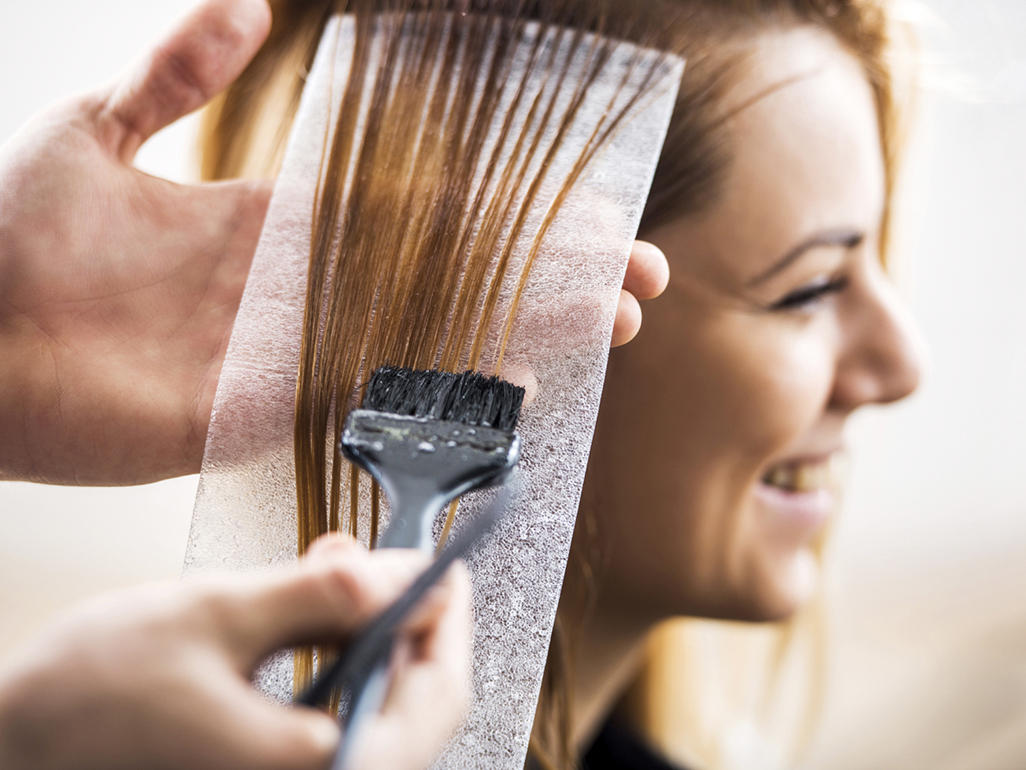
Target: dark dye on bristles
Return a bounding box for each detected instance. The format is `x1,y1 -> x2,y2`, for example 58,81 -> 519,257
362,366 -> 525,432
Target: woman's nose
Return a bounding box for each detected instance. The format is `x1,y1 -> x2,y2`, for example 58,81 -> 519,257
830,267 -> 924,411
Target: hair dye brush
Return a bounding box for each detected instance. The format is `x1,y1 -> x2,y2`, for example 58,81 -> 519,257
329,365 -> 525,768
342,365 -> 524,548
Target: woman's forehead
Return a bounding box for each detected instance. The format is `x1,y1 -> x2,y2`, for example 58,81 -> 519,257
670,27 -> 885,285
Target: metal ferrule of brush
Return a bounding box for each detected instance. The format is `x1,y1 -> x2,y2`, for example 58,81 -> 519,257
341,410 -> 521,549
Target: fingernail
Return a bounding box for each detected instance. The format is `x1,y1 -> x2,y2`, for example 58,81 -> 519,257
308,714 -> 342,754
633,240 -> 665,259
306,534 -> 359,560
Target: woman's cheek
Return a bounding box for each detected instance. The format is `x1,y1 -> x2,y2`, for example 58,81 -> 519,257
771,323 -> 838,439
712,318 -> 836,463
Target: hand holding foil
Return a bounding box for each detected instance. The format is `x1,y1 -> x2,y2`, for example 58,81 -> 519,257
0,0 -> 274,484
0,0 -> 666,486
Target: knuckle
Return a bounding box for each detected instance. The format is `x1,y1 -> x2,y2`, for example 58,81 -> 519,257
436,642 -> 473,703
311,561 -> 370,617
153,42 -> 213,107
448,561 -> 473,596
184,578 -> 253,644
189,580 -> 237,624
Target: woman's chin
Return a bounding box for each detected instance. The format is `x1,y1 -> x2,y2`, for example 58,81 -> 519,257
749,547 -> 821,622
685,548 -> 820,624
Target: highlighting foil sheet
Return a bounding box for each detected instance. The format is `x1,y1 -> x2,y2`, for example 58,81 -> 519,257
185,14 -> 682,769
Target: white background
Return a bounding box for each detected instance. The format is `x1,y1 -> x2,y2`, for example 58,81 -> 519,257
1,2 -> 1024,767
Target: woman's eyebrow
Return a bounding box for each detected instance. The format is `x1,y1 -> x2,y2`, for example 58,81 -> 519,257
745,228 -> 864,287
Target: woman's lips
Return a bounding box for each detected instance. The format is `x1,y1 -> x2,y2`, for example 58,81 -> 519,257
754,456 -> 839,543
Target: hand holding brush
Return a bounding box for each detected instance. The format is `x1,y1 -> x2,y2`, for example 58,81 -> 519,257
0,534 -> 471,770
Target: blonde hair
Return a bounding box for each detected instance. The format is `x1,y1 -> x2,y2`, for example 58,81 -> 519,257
199,0 -> 909,766
620,549 -> 831,769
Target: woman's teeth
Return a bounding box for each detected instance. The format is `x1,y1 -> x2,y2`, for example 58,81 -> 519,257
762,461 -> 832,493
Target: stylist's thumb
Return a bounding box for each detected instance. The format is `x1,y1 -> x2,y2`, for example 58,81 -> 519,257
207,537 -> 467,770
97,0 -> 272,163
214,535 -> 431,673
187,538 -> 433,769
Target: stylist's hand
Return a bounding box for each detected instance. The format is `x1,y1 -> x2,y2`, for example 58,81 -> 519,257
0,535 -> 471,770
0,0 -> 667,485
0,0 -> 274,484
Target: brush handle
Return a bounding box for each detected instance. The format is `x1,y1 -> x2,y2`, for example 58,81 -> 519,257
332,496 -> 437,769
377,481 -> 450,550
331,407 -> 520,766
304,487 -> 510,769
329,654 -> 391,770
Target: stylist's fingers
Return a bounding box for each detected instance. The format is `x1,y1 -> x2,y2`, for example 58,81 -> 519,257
623,240 -> 669,300
303,532 -> 364,560
613,240 -> 668,347
214,545 -> 431,669
354,564 -> 473,769
304,535 -> 455,634
98,0 -> 272,161
208,674 -> 342,770
611,289 -> 642,347
398,562 -> 472,680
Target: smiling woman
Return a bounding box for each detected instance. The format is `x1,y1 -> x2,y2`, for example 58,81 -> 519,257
2,0 -> 1024,767
595,25 -> 921,622
551,12 -> 922,770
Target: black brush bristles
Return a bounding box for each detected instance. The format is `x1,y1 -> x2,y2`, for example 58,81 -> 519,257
362,366 -> 525,431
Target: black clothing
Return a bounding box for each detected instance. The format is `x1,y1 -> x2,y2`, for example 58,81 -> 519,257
581,721 -> 687,770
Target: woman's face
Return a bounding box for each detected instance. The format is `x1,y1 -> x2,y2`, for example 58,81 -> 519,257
581,28 -> 923,622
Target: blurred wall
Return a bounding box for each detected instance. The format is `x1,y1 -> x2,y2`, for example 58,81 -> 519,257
807,2 -> 1026,766
1,1 -> 1024,767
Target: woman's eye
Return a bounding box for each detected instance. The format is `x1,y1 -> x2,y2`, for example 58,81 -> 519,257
769,276 -> 849,311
